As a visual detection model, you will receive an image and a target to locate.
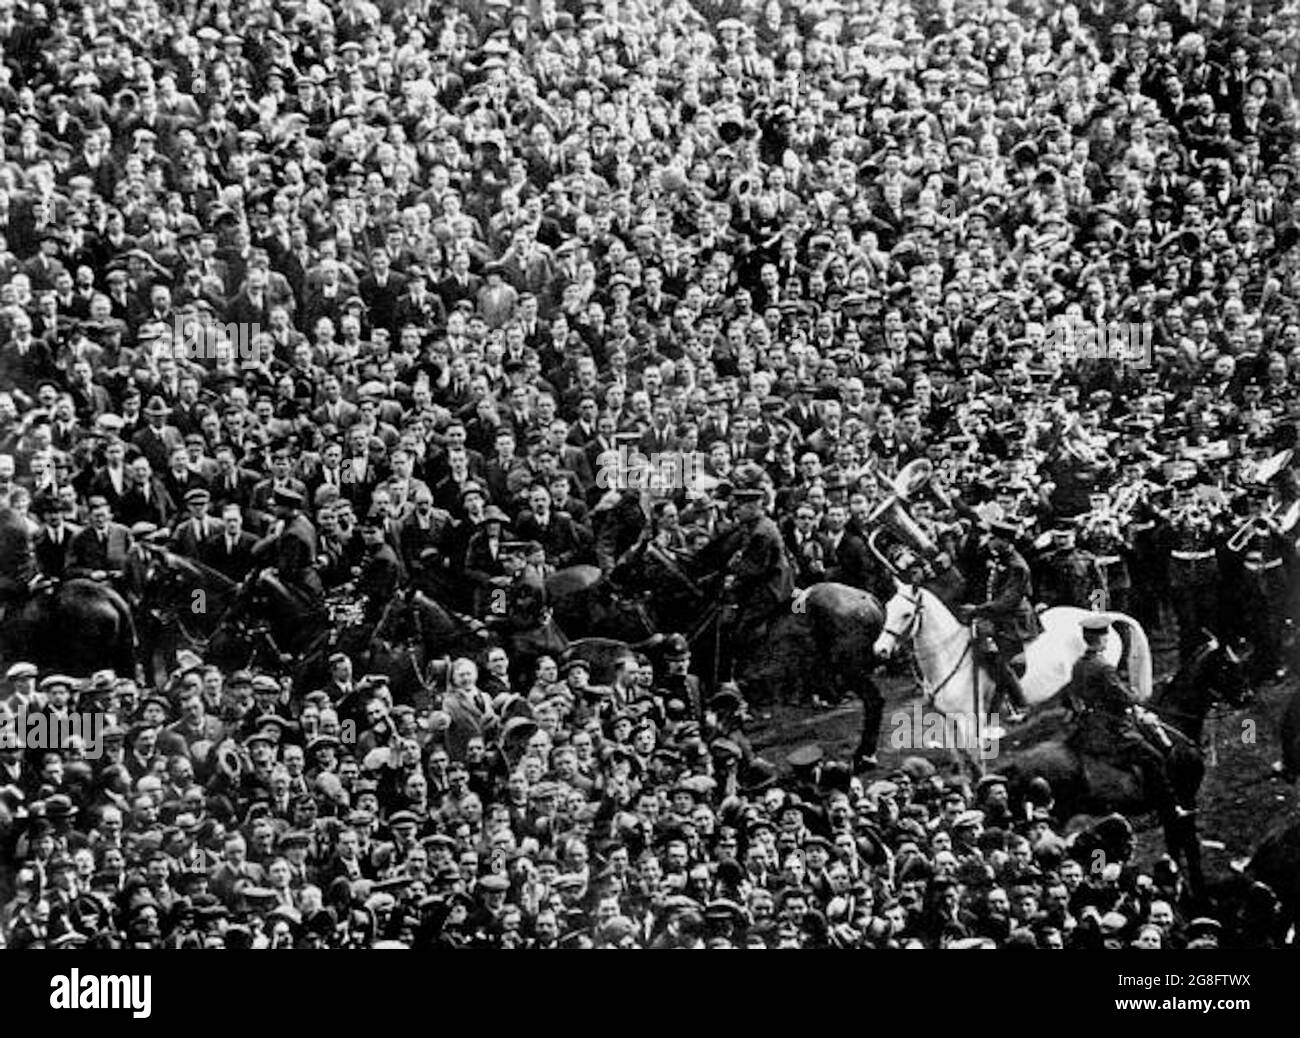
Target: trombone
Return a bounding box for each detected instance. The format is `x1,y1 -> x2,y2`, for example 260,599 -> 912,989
1226,499 -> 1300,552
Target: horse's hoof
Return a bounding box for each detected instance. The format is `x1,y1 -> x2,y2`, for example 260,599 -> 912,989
854,754 -> 879,772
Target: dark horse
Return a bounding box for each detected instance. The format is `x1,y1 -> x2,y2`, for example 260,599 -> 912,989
1236,817 -> 1300,945
126,544 -> 244,684
996,636 -> 1252,899
545,564 -> 657,642
0,506 -> 135,677
132,549 -> 456,704
0,580 -> 137,677
606,542 -> 891,765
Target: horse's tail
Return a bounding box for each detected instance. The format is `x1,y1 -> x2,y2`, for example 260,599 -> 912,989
1107,611 -> 1152,701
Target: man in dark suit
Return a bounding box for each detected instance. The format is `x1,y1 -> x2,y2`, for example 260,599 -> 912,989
170,488 -> 224,559
34,497 -> 78,581
310,378 -> 360,431
335,426 -> 379,512
209,444 -> 260,516
513,484 -> 589,568
201,503 -> 257,581
130,397 -> 185,473
398,487 -> 456,575
710,488 -> 795,678
436,250 -> 481,312
117,456 -> 176,528
160,444 -> 206,507
819,503 -> 875,590
89,437 -> 132,513
358,248 -> 407,336
391,265 -> 446,333
637,401 -> 678,456
356,512 -> 402,625
248,448 -> 309,532
67,495 -> 132,581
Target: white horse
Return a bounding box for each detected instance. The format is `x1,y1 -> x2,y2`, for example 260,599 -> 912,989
872,583 -> 1152,739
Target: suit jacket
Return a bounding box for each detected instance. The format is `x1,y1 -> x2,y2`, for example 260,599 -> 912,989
208,861 -> 267,907
89,465 -> 131,511
117,480 -> 176,528
209,467 -> 260,513
437,273 -> 481,311
161,467 -> 206,507
34,523 -> 79,580
200,530 -> 258,581
311,400 -> 360,430
67,523 -> 133,578
398,507 -> 456,572
382,476 -> 432,516
130,423 -> 185,473
358,272 -> 408,333
171,515 -> 224,558
513,509 -> 589,568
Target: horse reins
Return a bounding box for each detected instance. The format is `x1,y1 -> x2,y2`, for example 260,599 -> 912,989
889,593 -> 975,706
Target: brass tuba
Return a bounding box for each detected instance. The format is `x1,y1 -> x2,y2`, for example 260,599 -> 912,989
865,458 -> 939,558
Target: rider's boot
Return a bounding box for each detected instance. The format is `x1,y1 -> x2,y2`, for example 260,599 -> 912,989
988,656 -> 1028,725
1139,756 -> 1193,820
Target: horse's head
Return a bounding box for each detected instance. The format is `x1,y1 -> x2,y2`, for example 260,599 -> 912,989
1200,635 -> 1254,710
872,580 -> 921,660
128,541 -> 173,601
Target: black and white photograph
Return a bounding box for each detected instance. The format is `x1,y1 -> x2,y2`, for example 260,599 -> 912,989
0,0 -> 1297,1000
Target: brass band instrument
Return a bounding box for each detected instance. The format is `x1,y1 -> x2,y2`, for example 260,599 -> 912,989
1109,483 -> 1148,524
1227,503 -> 1281,552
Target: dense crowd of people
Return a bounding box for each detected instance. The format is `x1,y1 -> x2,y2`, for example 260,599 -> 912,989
2,0 -> 1300,947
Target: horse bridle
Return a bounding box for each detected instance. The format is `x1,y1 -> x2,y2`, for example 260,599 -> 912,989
882,588 -> 924,645
883,588 -> 976,704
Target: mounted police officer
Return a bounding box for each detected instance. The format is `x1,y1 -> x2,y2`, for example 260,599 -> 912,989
712,486 -> 795,683
1064,615 -> 1190,820
357,509 -> 402,627
957,520 -> 1038,724
485,540 -> 556,682
251,487 -> 323,613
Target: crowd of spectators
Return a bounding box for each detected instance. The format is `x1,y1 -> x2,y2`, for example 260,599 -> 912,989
2,0 -> 1300,947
